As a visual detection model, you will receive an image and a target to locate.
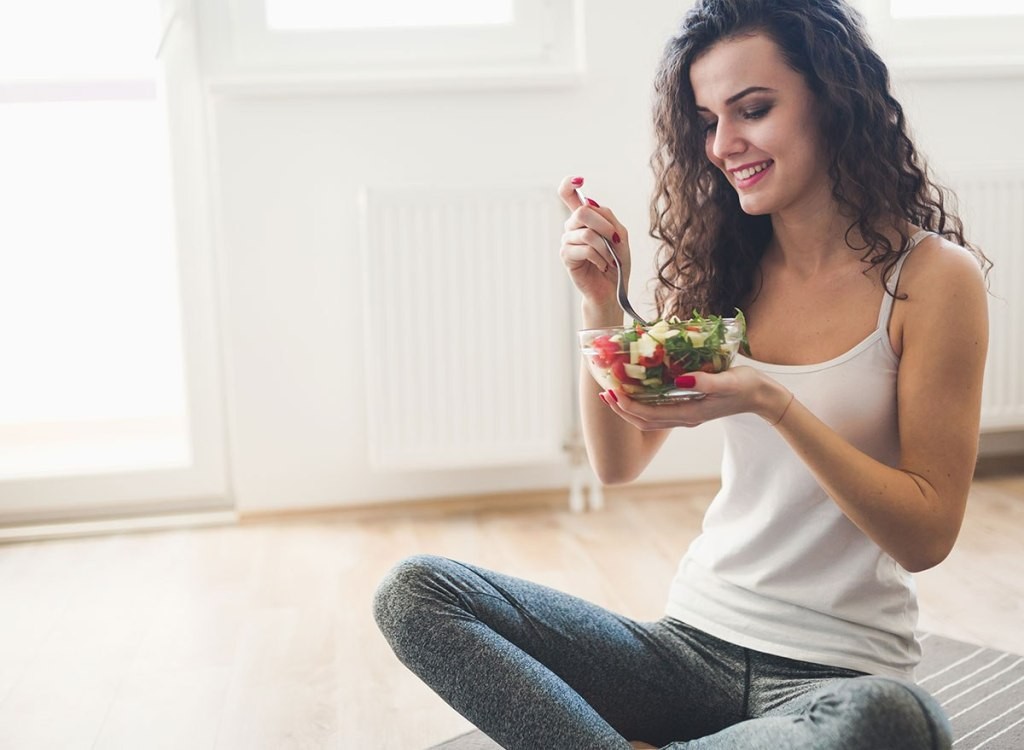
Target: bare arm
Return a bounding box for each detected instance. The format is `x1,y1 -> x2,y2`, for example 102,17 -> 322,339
578,301 -> 672,485
557,175 -> 671,484
771,242 -> 988,571
600,239 -> 988,571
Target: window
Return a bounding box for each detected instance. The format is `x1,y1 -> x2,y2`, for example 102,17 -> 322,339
0,0 -> 191,480
264,0 -> 515,30
0,1 -> 228,526
890,0 -> 1024,18
855,0 -> 1024,75
198,0 -> 582,94
0,2 -> 158,80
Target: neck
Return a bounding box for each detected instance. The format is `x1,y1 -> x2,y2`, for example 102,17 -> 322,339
765,187 -> 863,278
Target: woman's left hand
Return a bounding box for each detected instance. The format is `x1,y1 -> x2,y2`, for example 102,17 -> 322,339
598,366 -> 790,429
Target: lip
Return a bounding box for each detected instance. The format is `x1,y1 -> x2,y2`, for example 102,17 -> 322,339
729,160 -> 772,173
730,160 -> 773,189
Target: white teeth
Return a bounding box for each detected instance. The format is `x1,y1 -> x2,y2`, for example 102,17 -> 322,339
736,161 -> 770,180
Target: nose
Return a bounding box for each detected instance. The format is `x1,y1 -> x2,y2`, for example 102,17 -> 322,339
710,118 -> 744,161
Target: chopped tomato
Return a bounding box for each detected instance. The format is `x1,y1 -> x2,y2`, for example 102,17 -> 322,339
638,344 -> 665,367
583,312 -> 743,396
591,335 -> 622,367
664,360 -> 688,381
611,359 -> 642,385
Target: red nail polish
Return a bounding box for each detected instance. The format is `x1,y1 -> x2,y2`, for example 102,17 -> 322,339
586,197 -> 600,208
571,176 -> 584,186
598,392 -> 609,405
675,375 -> 697,388
612,232 -> 621,244
608,390 -> 619,403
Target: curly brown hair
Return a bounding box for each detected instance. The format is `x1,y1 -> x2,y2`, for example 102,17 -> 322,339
649,0 -> 989,318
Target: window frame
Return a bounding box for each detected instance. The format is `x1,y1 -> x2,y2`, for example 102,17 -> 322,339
855,0 -> 1024,78
889,0 -> 1024,19
0,0 -> 231,530
199,0 -> 584,96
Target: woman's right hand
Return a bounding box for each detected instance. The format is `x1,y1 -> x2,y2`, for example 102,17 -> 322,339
557,175 -> 632,316
559,175 -> 670,484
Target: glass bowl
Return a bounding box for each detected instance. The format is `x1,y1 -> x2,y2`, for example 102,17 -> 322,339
579,316 -> 744,404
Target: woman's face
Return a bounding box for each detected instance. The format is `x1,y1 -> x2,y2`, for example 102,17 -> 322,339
689,32 -> 831,217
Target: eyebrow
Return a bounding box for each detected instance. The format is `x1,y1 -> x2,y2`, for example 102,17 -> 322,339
695,86 -> 777,112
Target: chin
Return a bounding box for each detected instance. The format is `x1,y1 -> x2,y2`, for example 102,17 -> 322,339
736,195 -> 774,216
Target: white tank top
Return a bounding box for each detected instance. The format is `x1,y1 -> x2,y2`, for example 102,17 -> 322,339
665,231 -> 931,679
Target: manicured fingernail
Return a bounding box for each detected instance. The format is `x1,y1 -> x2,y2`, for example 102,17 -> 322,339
586,197 -> 600,208
607,390 -> 619,403
571,176 -> 584,186
612,232 -> 621,244
675,375 -> 697,388
598,392 -> 608,405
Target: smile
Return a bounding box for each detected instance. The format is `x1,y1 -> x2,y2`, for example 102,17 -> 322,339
730,160 -> 773,188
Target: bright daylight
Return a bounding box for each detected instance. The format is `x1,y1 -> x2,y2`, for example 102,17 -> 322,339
891,0 -> 1024,17
1,1 -> 1022,749
265,0 -> 515,30
0,0 -> 188,480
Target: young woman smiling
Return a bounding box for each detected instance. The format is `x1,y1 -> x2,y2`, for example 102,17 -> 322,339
374,1 -> 991,747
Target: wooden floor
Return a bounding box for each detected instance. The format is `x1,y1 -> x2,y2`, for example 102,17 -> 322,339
0,471 -> 1022,749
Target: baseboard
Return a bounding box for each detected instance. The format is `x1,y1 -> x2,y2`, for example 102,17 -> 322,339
0,509 -> 238,544
979,429 -> 1024,457
977,430 -> 1024,476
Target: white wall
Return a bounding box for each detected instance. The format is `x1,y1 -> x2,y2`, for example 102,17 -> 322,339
200,2 -> 1023,514
893,76 -> 1024,173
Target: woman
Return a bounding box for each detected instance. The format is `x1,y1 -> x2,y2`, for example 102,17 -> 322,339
374,1 -> 990,747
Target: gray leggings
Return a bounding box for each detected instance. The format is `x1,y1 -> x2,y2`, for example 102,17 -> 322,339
373,554 -> 952,750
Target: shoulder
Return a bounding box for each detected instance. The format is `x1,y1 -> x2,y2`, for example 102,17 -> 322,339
887,232 -> 988,358
897,232 -> 986,297
894,232 -> 988,352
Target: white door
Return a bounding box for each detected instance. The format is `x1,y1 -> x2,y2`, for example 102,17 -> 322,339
0,0 -> 229,526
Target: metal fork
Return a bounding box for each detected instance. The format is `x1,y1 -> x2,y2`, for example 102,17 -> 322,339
575,188 -> 650,326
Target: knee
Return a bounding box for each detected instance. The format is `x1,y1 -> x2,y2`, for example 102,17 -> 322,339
824,677 -> 952,750
372,554 -> 449,639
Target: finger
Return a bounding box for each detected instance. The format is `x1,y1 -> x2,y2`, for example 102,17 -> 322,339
673,373 -> 702,392
561,240 -> 612,274
573,186 -> 596,210
599,390 -> 647,427
607,403 -> 668,431
608,396 -> 662,427
566,206 -> 624,248
572,185 -> 608,222
557,178 -> 627,242
557,175 -> 586,210
674,370 -> 732,395
572,200 -> 627,248
573,188 -> 626,245
562,228 -> 615,265
611,392 -> 708,429
600,390 -> 666,431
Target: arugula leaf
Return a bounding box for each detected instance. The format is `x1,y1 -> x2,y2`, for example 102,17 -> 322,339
734,308 -> 751,357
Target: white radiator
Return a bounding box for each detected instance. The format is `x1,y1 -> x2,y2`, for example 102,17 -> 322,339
950,170 -> 1024,430
358,186 -> 573,470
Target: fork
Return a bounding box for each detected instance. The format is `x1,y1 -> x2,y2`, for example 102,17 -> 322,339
575,188 -> 650,327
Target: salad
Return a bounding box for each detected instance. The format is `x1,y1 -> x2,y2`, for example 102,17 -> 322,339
580,311 -> 747,401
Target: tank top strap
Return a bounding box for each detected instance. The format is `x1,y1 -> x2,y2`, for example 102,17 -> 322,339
875,230 -> 931,330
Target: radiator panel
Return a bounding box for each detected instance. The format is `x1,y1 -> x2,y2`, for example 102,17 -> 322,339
359,186 -> 573,470
951,171 -> 1024,430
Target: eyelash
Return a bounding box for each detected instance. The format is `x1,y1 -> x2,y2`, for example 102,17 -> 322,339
702,105 -> 773,134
